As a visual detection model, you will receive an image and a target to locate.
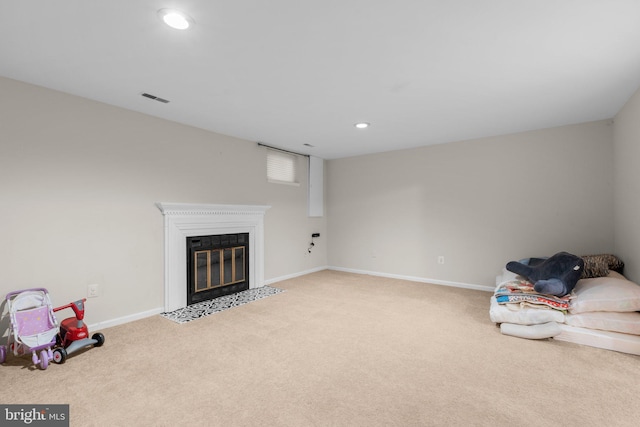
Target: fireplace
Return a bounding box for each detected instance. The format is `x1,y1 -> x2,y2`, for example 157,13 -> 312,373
187,233 -> 249,305
157,203 -> 270,312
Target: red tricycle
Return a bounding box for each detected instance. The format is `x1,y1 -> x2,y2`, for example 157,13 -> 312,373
52,298 -> 105,364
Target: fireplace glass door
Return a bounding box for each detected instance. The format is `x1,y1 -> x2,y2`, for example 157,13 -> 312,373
187,233 -> 249,305
194,247 -> 245,292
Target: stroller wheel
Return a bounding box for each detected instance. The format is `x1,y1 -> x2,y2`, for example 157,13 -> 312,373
53,348 -> 67,364
39,350 -> 49,370
92,332 -> 105,347
0,345 -> 6,364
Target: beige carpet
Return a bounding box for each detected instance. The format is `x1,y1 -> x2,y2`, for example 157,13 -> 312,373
2,270 -> 639,426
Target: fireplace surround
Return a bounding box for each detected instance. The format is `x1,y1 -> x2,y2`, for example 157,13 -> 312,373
156,203 -> 270,312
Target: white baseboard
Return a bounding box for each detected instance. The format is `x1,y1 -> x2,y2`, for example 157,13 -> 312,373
328,266 -> 494,293
88,307 -> 163,332
87,266 -> 491,330
265,265 -> 329,285
86,268 -> 327,331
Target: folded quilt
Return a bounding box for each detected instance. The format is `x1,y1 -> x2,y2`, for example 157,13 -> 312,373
494,278 -> 572,311
490,296 -> 565,325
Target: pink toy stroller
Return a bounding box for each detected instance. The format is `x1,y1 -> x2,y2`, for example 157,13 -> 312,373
0,288 -> 58,370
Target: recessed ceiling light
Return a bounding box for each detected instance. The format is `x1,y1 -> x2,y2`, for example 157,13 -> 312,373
354,122 -> 370,129
158,9 -> 194,30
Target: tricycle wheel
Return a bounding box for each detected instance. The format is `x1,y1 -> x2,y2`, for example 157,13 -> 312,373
39,350 -> 49,370
92,332 -> 105,347
0,345 -> 6,363
53,348 -> 67,364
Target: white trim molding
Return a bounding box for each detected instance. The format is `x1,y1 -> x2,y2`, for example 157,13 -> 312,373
157,203 -> 271,312
88,307 -> 163,332
328,266 -> 494,293
264,266 -> 329,286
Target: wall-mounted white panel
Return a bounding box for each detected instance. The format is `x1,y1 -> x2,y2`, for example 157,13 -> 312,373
308,156 -> 324,217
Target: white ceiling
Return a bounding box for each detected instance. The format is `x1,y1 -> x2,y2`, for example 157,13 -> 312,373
2,1 -> 640,159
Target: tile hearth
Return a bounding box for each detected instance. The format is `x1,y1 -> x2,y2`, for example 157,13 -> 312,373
160,285 -> 284,324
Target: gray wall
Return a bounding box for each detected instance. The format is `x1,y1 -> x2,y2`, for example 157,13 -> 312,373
2,73 -> 637,329
0,77 -> 327,326
327,121 -> 615,286
613,87 -> 640,283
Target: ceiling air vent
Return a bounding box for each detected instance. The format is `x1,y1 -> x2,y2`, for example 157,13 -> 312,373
141,92 -> 170,103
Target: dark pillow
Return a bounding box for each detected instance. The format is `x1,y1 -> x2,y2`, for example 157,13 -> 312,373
606,254 -> 625,272
581,257 -> 609,279
581,254 -> 625,276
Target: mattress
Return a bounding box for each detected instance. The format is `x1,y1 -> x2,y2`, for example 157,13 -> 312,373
493,267 -> 640,355
554,324 -> 640,356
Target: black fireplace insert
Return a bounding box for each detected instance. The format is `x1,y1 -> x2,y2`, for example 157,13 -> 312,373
186,233 -> 249,305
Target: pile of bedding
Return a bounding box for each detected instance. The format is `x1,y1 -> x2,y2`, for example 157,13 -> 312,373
490,255 -> 640,355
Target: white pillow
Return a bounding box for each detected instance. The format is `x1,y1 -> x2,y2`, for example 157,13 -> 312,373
570,275 -> 640,314
500,322 -> 562,339
565,311 -> 640,335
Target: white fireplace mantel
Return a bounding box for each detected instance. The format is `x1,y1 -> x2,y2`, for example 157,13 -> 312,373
157,202 -> 271,312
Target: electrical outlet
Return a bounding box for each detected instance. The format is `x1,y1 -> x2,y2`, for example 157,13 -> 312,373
87,283 -> 100,298
437,256 -> 445,265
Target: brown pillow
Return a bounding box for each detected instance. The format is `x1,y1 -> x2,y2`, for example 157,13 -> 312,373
605,254 -> 625,272
581,254 -> 625,276
580,255 -> 609,279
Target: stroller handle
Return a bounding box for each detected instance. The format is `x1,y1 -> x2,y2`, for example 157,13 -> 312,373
5,288 -> 50,301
